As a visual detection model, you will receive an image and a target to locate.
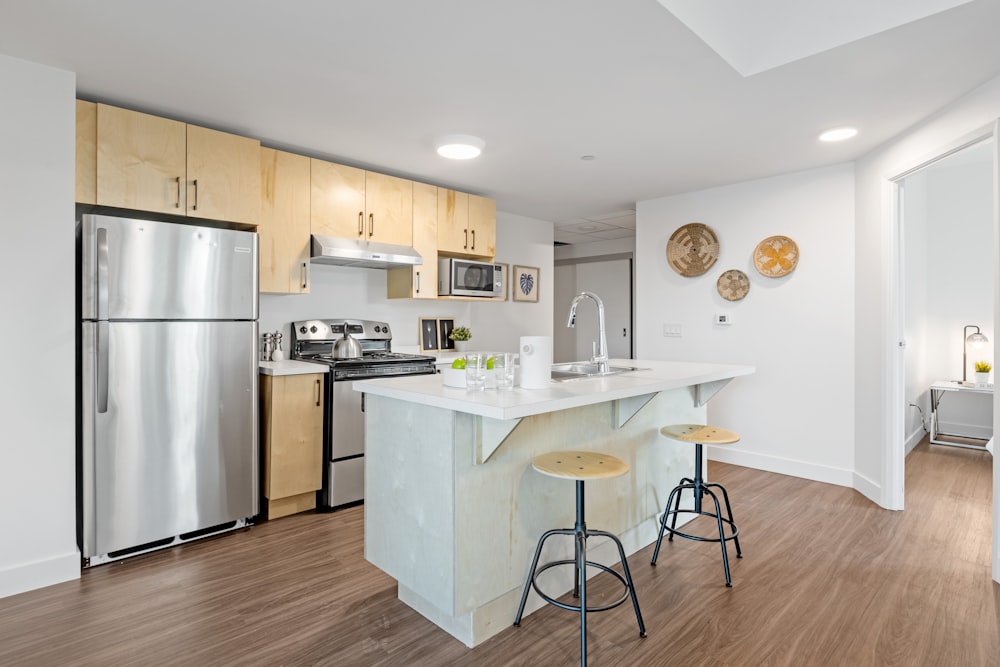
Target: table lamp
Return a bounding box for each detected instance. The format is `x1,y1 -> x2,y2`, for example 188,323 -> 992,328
962,324 -> 989,383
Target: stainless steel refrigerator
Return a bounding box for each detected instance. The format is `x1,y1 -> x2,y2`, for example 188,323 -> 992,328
79,213 -> 259,563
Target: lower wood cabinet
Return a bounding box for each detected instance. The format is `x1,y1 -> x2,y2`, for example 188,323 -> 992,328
260,373 -> 324,519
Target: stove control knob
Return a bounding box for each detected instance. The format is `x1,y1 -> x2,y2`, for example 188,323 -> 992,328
299,326 -> 307,334
374,325 -> 382,333
310,325 -> 318,333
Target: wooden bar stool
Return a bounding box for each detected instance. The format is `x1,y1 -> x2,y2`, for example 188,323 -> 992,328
514,450 -> 646,665
651,424 -> 742,587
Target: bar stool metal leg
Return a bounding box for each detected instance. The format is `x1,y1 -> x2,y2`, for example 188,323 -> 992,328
708,481 -> 742,558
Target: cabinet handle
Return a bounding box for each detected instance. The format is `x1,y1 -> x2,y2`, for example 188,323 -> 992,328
368,213 -> 374,238
415,270 -> 420,294
301,262 -> 308,290
175,176 -> 181,208
471,229 -> 476,250
192,179 -> 199,211
464,229 -> 468,249
315,378 -> 321,406
358,212 -> 364,237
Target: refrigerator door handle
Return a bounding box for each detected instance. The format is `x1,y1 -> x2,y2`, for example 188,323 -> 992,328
96,226 -> 109,321
97,321 -> 109,413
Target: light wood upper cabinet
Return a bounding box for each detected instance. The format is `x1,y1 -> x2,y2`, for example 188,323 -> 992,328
96,104 -> 187,213
91,103 -> 260,225
260,148 -> 311,294
311,159 -> 366,238
437,188 -> 496,259
186,124 -> 261,225
364,172 -> 413,245
75,100 -> 97,205
260,373 -> 325,519
311,159 -> 413,246
387,181 -> 438,299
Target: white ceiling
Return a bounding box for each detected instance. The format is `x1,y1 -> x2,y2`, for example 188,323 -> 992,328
2,0 -> 999,245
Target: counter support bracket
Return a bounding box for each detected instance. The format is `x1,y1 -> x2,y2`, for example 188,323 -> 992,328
692,379 -> 733,407
613,393 -> 657,428
472,414 -> 523,464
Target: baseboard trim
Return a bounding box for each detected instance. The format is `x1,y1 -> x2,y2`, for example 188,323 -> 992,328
905,427 -> 926,455
0,550 -> 80,599
706,446 -> 854,487
851,470 -> 883,507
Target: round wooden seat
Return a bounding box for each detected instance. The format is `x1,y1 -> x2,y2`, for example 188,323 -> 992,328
660,424 -> 739,445
531,450 -> 629,481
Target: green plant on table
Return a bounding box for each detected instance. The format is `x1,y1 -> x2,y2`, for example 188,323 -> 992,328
974,360 -> 992,373
449,326 -> 471,342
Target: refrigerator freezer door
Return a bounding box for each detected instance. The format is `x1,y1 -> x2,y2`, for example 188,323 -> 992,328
81,214 -> 258,321
81,320 -> 258,557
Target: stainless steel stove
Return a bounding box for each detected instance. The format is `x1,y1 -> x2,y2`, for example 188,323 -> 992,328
291,319 -> 436,509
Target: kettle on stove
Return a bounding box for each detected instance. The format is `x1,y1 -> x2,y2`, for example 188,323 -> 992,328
332,321 -> 363,359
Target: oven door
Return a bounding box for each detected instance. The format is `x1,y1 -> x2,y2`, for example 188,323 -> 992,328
323,378 -> 365,509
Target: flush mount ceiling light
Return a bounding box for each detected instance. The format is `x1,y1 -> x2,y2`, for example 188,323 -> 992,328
819,127 -> 858,142
435,134 -> 485,160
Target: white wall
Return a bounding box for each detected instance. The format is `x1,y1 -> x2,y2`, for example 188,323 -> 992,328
854,74 -> 1000,505
636,164 -> 856,485
0,55 -> 80,598
261,211 -> 553,357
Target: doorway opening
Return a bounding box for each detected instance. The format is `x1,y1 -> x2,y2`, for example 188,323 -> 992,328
893,133 -> 996,509
553,254 -> 634,364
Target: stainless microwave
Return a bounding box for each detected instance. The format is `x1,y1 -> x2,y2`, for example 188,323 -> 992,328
438,258 -> 504,297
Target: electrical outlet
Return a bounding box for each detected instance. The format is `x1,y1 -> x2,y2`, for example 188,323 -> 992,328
715,313 -> 733,325
663,323 -> 682,337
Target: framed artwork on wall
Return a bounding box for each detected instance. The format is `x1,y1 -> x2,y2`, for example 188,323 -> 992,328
512,265 -> 540,302
439,318 -> 456,350
418,317 -> 439,352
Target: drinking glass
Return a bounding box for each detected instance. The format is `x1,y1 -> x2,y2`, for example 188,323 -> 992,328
494,352 -> 515,389
465,353 -> 487,391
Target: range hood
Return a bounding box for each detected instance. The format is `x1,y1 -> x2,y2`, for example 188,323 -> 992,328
310,235 -> 423,269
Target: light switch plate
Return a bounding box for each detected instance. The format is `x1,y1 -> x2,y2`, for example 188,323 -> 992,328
663,323 -> 682,337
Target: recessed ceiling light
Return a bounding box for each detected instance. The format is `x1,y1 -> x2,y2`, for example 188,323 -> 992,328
819,127 -> 858,142
580,155 -> 595,161
435,134 -> 485,160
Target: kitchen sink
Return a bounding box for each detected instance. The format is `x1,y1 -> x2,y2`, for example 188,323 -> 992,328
550,362 -> 641,381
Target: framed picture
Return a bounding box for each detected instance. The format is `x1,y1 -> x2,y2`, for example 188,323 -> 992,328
512,265 -> 540,302
439,318 -> 456,350
418,317 -> 439,352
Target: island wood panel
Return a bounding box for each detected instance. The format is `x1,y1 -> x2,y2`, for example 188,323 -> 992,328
259,148 -> 311,293
364,171 -> 413,245
0,439 -> 995,666
185,124 -> 261,225
260,374 -> 324,518
75,99 -> 96,204
310,158 -> 366,238
96,103 -> 187,213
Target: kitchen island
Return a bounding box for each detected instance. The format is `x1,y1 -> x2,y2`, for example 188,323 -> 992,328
356,359 -> 754,647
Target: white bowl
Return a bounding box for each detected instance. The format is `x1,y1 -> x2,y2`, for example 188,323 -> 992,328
440,367 -> 466,388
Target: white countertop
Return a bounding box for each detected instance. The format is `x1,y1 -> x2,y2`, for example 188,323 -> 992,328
258,359 -> 329,376
355,359 -> 755,420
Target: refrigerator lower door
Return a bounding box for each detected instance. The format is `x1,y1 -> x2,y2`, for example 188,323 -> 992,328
81,320 -> 258,557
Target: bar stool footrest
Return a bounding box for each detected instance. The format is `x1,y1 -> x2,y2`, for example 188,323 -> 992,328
662,509 -> 739,544
530,558 -> 632,614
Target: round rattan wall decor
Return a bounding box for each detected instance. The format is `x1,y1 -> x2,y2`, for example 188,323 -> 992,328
666,223 -> 720,277
717,269 -> 750,301
753,235 -> 799,278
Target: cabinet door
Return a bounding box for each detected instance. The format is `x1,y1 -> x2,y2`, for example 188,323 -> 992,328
187,124 -> 261,225
387,181 -> 437,299
262,374 -> 324,500
468,194 -> 496,258
260,148 -> 311,294
365,172 -> 413,245
311,159 -> 366,238
437,189 -> 470,254
97,104 -> 187,213
76,100 -> 97,204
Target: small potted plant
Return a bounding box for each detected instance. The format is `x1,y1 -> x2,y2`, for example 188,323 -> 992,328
974,360 -> 992,387
449,326 -> 471,352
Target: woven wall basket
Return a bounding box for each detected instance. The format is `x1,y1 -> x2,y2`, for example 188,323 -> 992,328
666,223 -> 720,277
753,235 -> 799,278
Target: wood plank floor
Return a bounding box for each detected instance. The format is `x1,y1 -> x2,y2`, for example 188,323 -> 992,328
1,437 -> 996,666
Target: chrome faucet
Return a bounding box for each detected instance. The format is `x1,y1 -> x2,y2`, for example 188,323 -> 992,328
566,291 -> 608,372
